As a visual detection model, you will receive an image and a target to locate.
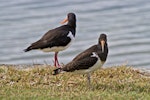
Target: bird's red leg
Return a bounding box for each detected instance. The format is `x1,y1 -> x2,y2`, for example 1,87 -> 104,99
55,52 -> 60,67
54,52 -> 57,67
54,52 -> 61,68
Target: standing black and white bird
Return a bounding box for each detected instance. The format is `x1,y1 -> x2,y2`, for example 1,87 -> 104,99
24,13 -> 76,67
53,34 -> 108,88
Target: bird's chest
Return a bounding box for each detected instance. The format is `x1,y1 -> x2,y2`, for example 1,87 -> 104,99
88,60 -> 104,72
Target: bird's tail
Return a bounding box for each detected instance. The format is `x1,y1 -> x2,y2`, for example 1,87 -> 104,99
24,46 -> 32,52
52,68 -> 62,75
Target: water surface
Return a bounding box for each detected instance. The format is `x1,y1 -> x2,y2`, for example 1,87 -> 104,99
0,0 -> 150,68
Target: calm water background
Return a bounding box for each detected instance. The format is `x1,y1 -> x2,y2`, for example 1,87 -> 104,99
0,0 -> 150,68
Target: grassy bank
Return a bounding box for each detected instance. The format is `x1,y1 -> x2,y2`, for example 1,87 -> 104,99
0,65 -> 150,100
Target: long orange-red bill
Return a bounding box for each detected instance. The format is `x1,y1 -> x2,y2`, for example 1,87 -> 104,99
100,40 -> 105,53
60,18 -> 68,24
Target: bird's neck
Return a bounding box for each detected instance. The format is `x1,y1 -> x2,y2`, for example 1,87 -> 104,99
67,20 -> 76,29
97,43 -> 108,62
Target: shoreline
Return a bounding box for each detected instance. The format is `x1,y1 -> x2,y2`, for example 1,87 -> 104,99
0,64 -> 150,77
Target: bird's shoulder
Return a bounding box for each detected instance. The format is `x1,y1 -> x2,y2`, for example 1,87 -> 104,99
41,25 -> 72,40
73,45 -> 98,61
62,51 -> 99,72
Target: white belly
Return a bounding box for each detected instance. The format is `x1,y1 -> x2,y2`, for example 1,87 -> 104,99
41,41 -> 73,52
74,60 -> 105,74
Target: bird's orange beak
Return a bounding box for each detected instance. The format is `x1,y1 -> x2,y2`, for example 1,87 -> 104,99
60,18 -> 68,24
100,40 -> 105,53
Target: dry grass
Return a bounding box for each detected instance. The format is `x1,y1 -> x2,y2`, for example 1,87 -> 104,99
0,64 -> 150,100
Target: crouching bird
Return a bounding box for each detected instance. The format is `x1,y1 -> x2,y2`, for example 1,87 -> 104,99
53,34 -> 108,89
24,13 -> 76,68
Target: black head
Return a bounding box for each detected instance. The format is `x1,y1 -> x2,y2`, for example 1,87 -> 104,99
99,34 -> 107,42
98,33 -> 108,61
67,13 -> 76,22
98,34 -> 107,53
61,12 -> 76,28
